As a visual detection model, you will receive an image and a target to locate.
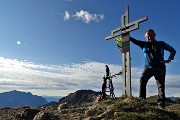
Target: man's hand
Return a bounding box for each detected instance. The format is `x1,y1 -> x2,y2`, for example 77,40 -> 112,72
160,59 -> 171,64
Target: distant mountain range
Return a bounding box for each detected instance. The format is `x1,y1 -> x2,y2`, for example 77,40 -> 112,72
0,90 -> 48,107
168,96 -> 180,102
146,95 -> 180,103
43,96 -> 62,102
0,90 -> 100,107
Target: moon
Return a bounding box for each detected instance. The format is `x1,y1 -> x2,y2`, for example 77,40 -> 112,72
17,41 -> 21,45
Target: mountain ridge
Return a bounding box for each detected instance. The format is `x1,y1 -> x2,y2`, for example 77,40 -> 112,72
0,90 -> 48,107
59,89 -> 101,105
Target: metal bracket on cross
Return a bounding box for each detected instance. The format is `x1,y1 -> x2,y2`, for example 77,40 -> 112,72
105,5 -> 148,97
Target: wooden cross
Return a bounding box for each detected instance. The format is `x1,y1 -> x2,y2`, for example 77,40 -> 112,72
105,5 -> 148,97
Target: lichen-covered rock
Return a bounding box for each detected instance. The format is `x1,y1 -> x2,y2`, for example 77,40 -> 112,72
57,102 -> 68,111
15,108 -> 40,120
33,111 -> 50,120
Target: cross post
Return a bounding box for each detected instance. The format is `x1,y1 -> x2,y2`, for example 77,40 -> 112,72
105,5 -> 148,97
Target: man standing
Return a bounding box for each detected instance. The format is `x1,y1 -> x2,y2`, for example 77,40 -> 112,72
105,65 -> 110,78
130,29 -> 176,109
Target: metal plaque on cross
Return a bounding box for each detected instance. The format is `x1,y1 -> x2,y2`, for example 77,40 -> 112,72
105,5 -> 148,97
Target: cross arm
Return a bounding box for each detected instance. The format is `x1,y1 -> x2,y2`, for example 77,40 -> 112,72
105,16 -> 148,40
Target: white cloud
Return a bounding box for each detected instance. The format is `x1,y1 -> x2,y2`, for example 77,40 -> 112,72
0,57 -> 179,97
63,10 -> 104,24
73,10 -> 104,23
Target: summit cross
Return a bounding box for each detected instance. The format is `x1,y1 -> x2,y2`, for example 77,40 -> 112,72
105,5 -> 148,97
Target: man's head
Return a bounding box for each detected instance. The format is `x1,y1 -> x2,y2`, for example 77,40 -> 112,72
145,29 -> 156,42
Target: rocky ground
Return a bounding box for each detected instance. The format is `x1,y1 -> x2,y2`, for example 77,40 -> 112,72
0,102 -> 97,120
0,97 -> 179,120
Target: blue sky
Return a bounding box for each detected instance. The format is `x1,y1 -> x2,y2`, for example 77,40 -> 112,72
0,0 -> 179,97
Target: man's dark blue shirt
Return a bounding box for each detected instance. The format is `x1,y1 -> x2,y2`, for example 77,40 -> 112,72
130,37 -> 176,69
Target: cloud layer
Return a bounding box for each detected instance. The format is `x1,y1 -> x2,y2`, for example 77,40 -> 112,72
0,57 -> 179,97
64,10 -> 104,23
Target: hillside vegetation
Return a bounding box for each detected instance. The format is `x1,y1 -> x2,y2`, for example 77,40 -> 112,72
96,97 -> 180,120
